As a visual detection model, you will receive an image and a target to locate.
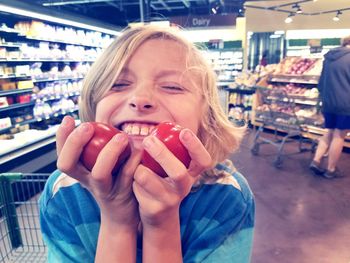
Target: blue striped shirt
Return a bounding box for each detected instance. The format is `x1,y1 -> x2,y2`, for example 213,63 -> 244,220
39,161 -> 255,262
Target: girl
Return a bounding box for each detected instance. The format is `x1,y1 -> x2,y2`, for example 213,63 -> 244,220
40,25 -> 255,262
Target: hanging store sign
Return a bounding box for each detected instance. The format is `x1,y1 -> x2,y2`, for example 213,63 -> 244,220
170,14 -> 237,28
308,39 -> 323,54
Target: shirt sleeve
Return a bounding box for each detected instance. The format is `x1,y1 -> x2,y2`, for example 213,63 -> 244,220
39,171 -> 98,263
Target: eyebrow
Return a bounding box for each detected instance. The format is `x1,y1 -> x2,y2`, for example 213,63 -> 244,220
155,70 -> 183,79
119,68 -> 184,79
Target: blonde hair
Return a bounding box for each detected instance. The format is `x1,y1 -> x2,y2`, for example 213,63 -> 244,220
79,25 -> 245,176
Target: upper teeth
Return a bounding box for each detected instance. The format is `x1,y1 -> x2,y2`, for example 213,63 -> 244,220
121,123 -> 156,136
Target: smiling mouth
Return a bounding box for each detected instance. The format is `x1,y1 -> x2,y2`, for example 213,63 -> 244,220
120,122 -> 157,136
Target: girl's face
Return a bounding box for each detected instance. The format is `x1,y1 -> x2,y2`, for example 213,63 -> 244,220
95,38 -> 204,150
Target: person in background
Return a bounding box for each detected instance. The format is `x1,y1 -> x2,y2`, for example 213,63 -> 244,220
259,50 -> 269,67
310,35 -> 350,179
39,25 -> 255,262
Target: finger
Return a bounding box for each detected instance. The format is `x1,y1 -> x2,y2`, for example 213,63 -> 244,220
56,122 -> 94,175
92,133 -> 129,182
133,165 -> 168,202
56,116 -> 76,156
142,136 -> 188,181
119,149 -> 142,186
179,129 -> 212,176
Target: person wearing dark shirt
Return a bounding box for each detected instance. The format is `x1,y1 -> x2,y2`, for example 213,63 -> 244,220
310,36 -> 350,179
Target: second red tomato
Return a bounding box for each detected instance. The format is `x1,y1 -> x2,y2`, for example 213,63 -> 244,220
141,122 -> 191,178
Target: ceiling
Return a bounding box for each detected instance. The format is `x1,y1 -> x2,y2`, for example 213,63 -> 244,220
245,0 -> 350,16
17,0 -> 246,27
9,0 -> 350,28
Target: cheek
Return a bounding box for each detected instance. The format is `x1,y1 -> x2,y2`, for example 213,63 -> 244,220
95,97 -> 116,122
170,100 -> 204,134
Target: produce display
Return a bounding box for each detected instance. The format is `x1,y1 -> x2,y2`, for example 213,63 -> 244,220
252,55 -> 325,132
265,84 -> 319,98
273,57 -> 321,75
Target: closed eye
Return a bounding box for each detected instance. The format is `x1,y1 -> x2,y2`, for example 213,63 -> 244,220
111,82 -> 130,91
161,85 -> 184,92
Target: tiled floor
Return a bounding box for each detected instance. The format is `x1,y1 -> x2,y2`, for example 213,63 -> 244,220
231,128 -> 350,263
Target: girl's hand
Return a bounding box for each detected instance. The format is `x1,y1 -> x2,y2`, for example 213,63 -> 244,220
133,128 -> 212,228
55,116 -> 140,228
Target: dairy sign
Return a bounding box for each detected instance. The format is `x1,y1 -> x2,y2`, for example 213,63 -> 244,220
170,14 -> 237,28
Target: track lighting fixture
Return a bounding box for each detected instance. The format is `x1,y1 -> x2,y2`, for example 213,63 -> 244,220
333,10 -> 342,21
292,4 -> 303,14
284,13 -> 294,24
210,1 -> 221,14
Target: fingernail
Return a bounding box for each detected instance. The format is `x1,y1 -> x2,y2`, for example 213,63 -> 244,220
181,129 -> 193,142
61,116 -> 69,126
143,136 -> 154,149
114,133 -> 126,143
78,123 -> 90,133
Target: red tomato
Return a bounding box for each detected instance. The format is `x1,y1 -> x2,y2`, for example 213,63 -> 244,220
141,122 -> 191,178
80,122 -> 131,174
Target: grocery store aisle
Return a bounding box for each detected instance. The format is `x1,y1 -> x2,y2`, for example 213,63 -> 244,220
230,128 -> 350,263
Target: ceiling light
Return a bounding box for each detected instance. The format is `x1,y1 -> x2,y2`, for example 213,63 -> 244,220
211,1 -> 221,14
333,11 -> 342,21
285,13 -> 294,24
292,4 -> 303,14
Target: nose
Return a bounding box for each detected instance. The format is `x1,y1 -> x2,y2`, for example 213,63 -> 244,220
129,85 -> 156,112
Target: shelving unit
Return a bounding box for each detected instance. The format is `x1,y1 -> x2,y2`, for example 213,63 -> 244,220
0,6 -> 119,172
252,71 -> 350,148
205,48 -> 243,83
203,47 -> 248,125
226,86 -> 255,125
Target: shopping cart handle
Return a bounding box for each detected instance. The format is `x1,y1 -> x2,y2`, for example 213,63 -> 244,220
0,173 -> 23,180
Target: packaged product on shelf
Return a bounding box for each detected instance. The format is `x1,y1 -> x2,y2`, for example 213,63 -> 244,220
0,97 -> 9,108
17,94 -> 31,103
15,65 -> 31,76
17,80 -> 34,89
0,47 -> 6,58
38,42 -> 51,59
33,101 -> 52,118
30,63 -> 43,79
0,117 -> 12,130
1,82 -> 16,91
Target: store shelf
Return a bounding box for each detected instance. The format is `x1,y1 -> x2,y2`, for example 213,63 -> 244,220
225,87 -> 256,94
0,26 -> 21,34
205,48 -> 243,83
268,74 -> 319,85
0,42 -> 22,48
25,35 -> 105,48
0,74 -> 32,79
32,76 -> 84,83
252,56 -> 324,147
0,101 -> 35,112
35,92 -> 80,102
0,88 -> 33,96
0,126 -> 57,161
0,58 -> 95,63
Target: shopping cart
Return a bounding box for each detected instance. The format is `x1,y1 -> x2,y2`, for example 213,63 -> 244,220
0,173 -> 49,263
251,87 -> 314,168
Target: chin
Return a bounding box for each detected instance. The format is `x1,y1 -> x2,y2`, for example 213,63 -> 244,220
129,137 -> 145,151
